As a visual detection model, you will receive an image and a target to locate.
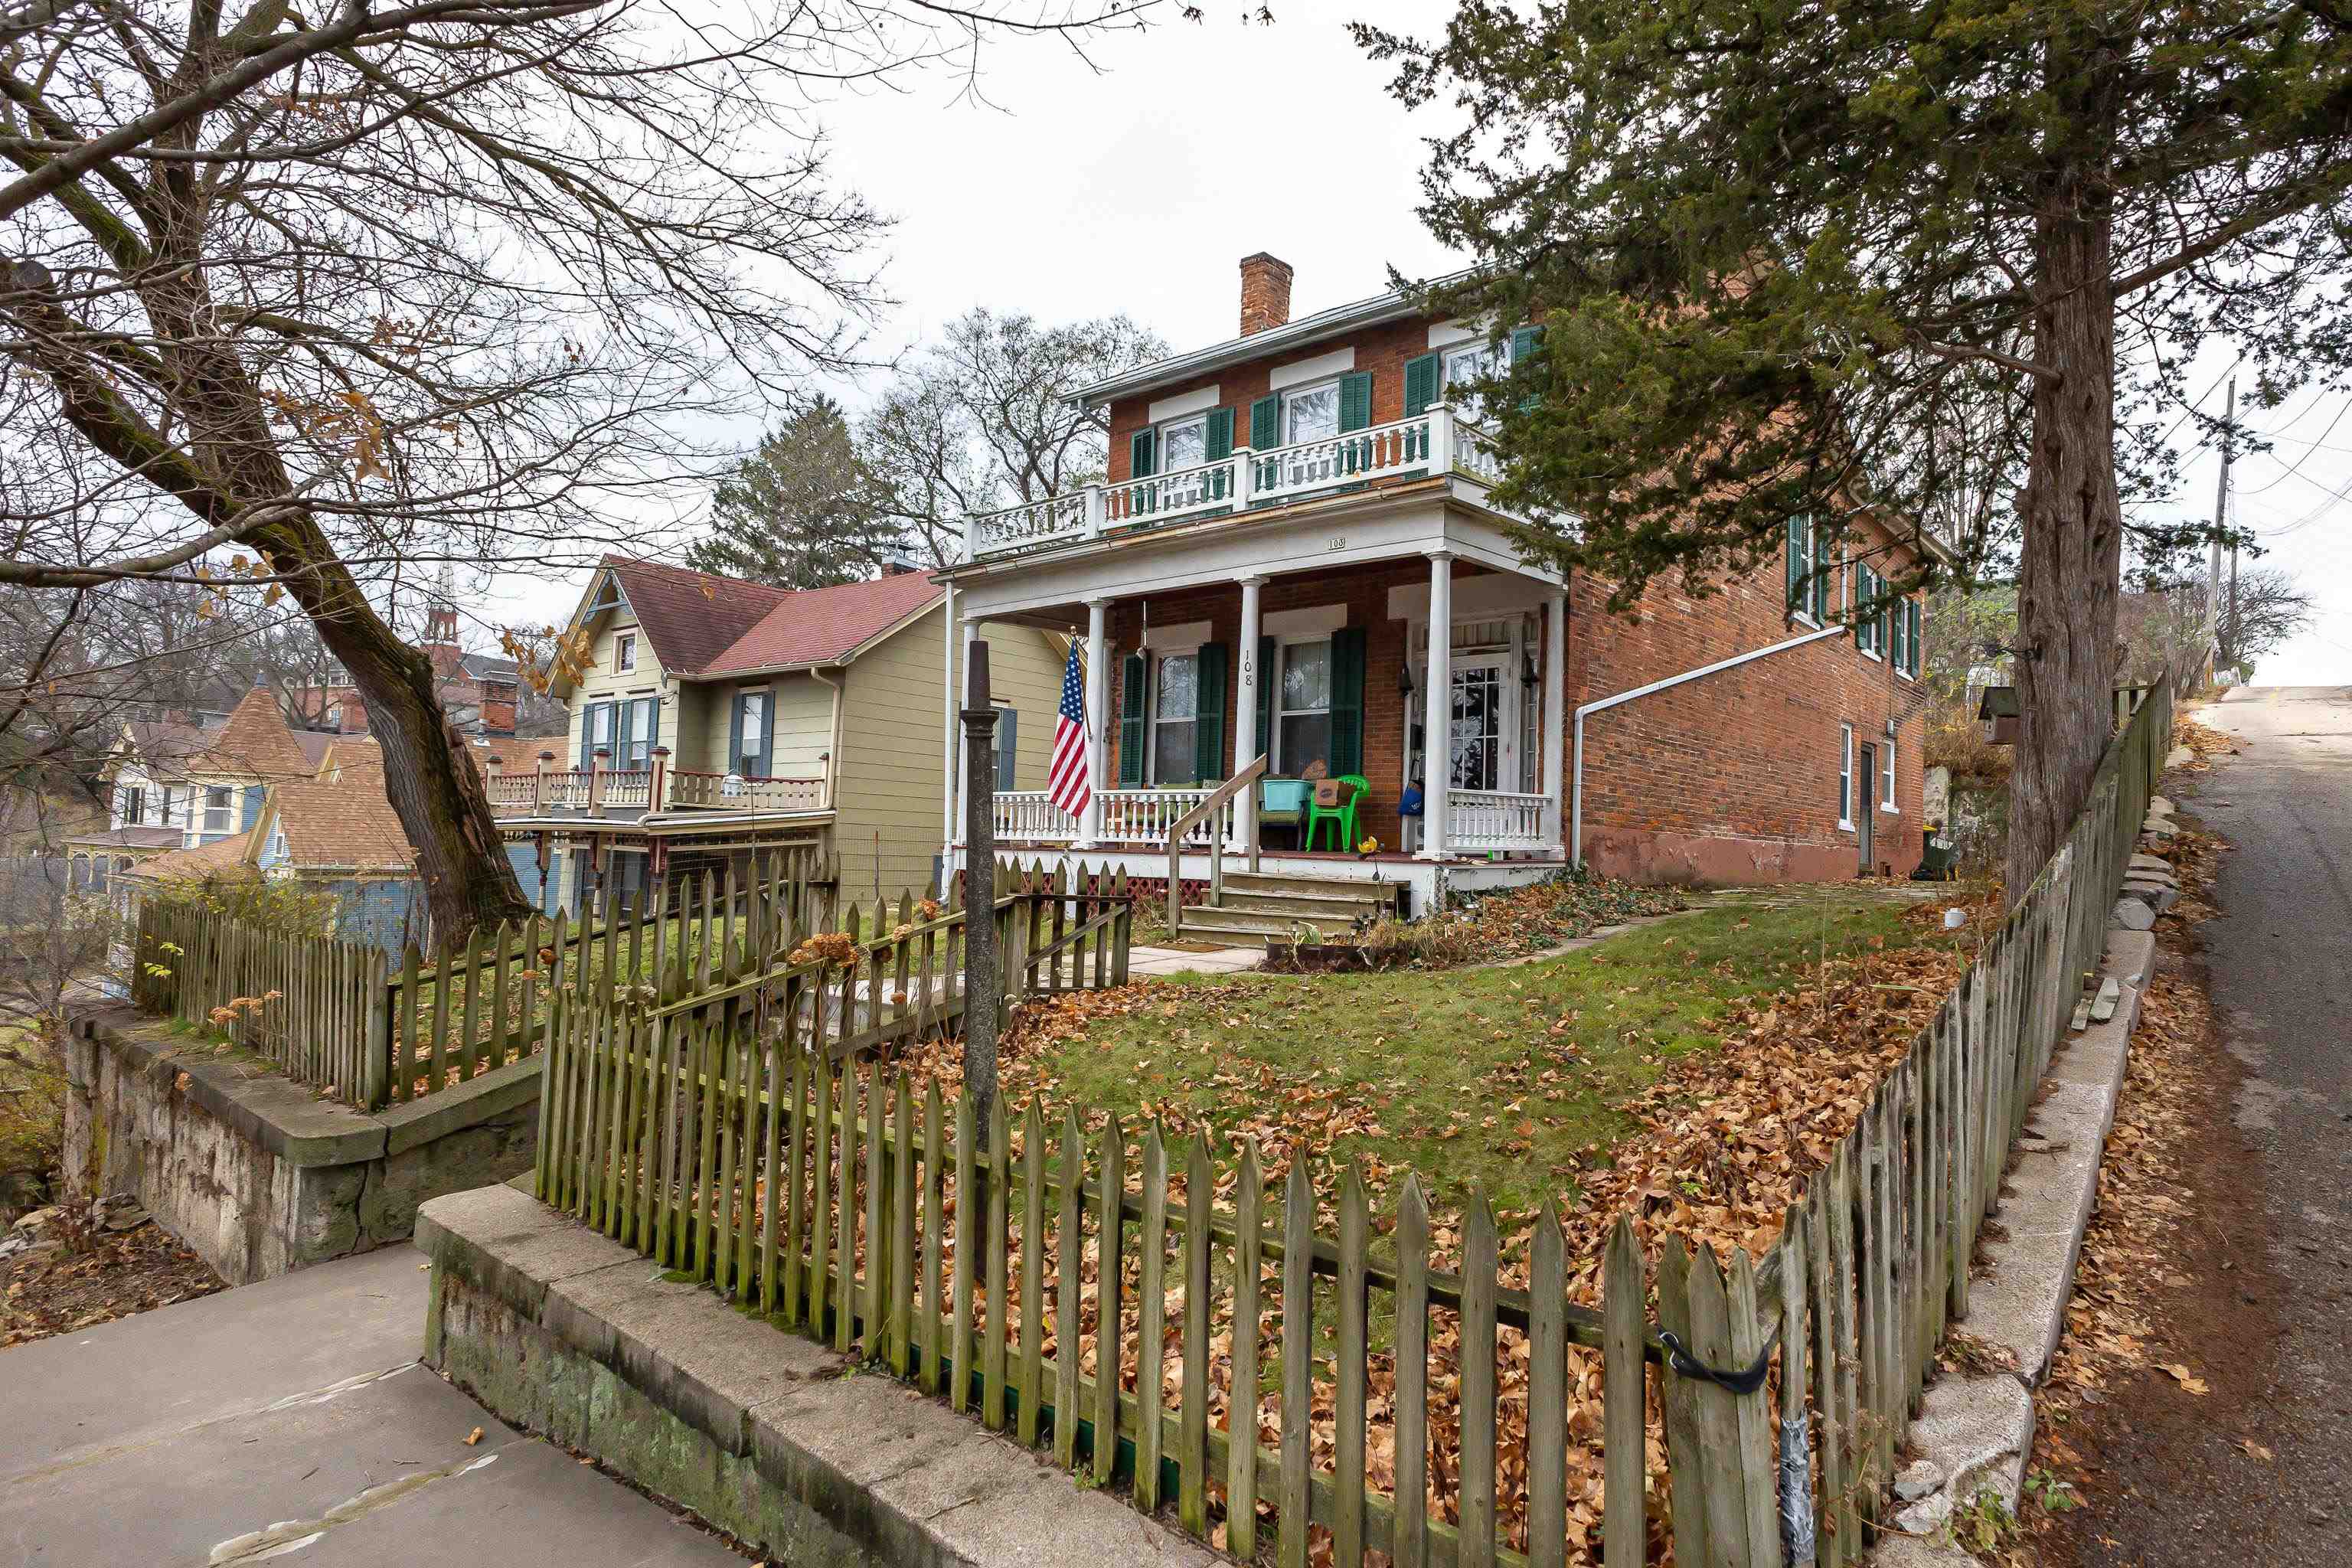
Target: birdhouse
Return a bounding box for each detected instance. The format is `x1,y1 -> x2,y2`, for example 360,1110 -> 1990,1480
1977,685 -> 2021,745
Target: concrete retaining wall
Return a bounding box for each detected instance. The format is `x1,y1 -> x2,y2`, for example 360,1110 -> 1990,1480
418,1182 -> 1220,1568
63,1001 -> 537,1285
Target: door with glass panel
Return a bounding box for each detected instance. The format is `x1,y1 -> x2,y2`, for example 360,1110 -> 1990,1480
1448,660 -> 1508,791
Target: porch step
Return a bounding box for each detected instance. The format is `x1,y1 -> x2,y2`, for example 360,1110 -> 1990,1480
1215,889 -> 1389,920
1218,871 -> 1406,910
1179,906 -> 1363,941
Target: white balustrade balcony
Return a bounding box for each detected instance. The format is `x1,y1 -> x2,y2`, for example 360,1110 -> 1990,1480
962,406 -> 1504,562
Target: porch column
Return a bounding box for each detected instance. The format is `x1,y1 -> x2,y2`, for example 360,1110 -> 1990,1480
1543,588 -> 1566,852
952,615 -> 982,855
1416,549 -> 1454,861
1235,575 -> 1266,858
1078,597 -> 1109,848
940,579 -> 958,857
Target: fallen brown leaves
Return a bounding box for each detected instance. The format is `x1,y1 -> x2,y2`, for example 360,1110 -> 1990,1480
2005,822 -> 2226,1563
1,1215 -> 225,1349
858,883 -> 1998,1563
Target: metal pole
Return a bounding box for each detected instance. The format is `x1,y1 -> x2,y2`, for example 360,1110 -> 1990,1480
959,640 -> 1001,1144
2210,374 -> 2235,662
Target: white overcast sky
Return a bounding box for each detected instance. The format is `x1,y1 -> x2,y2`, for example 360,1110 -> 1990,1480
484,1 -> 2345,691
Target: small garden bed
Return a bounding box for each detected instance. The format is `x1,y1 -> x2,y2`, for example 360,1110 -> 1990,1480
1261,872 -> 1689,972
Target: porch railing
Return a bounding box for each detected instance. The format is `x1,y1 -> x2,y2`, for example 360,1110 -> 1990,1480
1446,789 -> 1549,852
1102,786 -> 1233,848
994,789 -> 1080,843
964,404 -> 1498,560
667,769 -> 828,812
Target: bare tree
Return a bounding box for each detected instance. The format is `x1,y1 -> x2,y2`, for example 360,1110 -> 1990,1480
0,0 -> 1148,939
863,308 -> 1168,562
2214,564 -> 2315,682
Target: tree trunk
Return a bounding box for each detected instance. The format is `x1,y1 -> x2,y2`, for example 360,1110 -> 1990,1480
2007,194 -> 2124,904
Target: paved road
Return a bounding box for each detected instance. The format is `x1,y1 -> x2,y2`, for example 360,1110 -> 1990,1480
0,1244 -> 740,1566
2057,686 -> 2352,1563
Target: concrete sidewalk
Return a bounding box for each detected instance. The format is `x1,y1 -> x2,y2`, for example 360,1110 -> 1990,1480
1125,942 -> 1264,976
0,1244 -> 737,1565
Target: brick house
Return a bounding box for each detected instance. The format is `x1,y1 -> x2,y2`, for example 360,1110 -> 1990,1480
940,253 -> 1939,928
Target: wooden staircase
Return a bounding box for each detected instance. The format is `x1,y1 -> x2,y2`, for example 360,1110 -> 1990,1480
1178,870 -> 1403,942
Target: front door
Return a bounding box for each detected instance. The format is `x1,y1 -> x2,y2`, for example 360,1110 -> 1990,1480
1857,743 -> 1877,874
1449,661 -> 1507,791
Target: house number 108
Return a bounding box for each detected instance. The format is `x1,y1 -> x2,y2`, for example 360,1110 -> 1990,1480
1325,534 -> 1347,552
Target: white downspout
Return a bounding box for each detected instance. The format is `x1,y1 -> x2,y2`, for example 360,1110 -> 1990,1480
812,666 -> 844,811
1570,622 -> 1849,870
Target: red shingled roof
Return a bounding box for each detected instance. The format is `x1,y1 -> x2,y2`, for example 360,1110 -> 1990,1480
595,557 -> 942,677
703,570 -> 942,675
597,556 -> 791,676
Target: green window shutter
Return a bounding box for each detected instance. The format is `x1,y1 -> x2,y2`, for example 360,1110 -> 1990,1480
1328,626 -> 1367,778
727,691 -> 744,770
760,684 -> 779,775
1250,394 -> 1281,451
1338,371 -> 1374,434
1510,325 -> 1545,411
1909,600 -> 1923,676
1401,354 -> 1439,416
1403,352 -> 1441,416
1129,427 -> 1156,479
995,706 -> 1018,786
1812,522 -> 1831,621
1192,642 -> 1229,783
1205,406 -> 1234,460
1893,593 -> 1908,671
1785,518 -> 1804,614
1254,635 -> 1276,758
1118,653 -> 1148,786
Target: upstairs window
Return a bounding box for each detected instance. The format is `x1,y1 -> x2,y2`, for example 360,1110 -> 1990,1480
1159,415 -> 1206,474
1283,381 -> 1341,446
1786,516 -> 1831,624
732,689 -> 767,774
203,786 -> 234,836
613,632 -> 636,673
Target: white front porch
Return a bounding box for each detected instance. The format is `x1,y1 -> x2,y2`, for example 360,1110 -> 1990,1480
985,783 -> 1554,856
942,472 -> 1571,880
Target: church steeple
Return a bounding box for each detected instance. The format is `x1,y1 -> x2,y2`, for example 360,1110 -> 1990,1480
423,563 -> 459,649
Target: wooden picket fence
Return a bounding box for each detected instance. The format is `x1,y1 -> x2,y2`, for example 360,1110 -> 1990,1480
533,684 -> 2172,1566
129,845 -> 835,1110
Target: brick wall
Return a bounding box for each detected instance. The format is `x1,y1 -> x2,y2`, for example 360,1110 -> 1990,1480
1566,520 -> 1936,883
1107,312 -> 1451,484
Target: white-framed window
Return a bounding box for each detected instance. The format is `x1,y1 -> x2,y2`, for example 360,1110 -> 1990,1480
1150,651 -> 1199,785
1282,380 -> 1341,446
589,701 -> 616,757
202,785 -> 234,835
116,784 -> 145,828
1274,639 -> 1333,774
1838,724 -> 1855,830
1441,341 -> 1504,420
1881,734 -> 1898,812
1855,565 -> 1883,659
613,632 -> 637,673
1158,413 -> 1207,474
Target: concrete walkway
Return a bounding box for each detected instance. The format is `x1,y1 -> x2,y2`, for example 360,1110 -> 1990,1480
0,1245 -> 737,1565
1125,942 -> 1264,976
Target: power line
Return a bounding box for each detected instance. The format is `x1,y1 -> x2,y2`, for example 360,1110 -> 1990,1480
2237,396 -> 2352,496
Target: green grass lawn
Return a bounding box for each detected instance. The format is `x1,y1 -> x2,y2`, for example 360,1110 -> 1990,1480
1025,886 -> 1932,1216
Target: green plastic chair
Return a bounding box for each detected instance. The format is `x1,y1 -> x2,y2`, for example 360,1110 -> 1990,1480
1305,774 -> 1370,851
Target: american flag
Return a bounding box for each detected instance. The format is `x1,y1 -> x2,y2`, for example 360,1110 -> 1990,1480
1047,639 -> 1093,818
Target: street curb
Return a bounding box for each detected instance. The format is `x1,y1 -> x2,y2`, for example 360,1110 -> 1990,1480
1867,909 -> 2162,1559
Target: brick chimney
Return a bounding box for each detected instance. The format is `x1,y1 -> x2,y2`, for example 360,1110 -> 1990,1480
1239,253 -> 1294,337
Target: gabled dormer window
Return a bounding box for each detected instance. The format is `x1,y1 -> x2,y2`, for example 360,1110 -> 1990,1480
614,632 -> 636,673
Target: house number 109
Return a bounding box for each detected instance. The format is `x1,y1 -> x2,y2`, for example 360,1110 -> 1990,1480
1325,534 -> 1348,552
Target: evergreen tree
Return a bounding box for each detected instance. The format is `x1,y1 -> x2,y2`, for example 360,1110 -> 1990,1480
688,396 -> 900,588
1358,2 -> 2352,897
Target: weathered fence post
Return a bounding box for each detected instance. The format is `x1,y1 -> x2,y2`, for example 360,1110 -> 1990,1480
959,639 -> 1000,1143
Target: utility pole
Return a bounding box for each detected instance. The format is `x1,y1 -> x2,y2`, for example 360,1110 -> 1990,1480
2209,374 -> 2236,671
